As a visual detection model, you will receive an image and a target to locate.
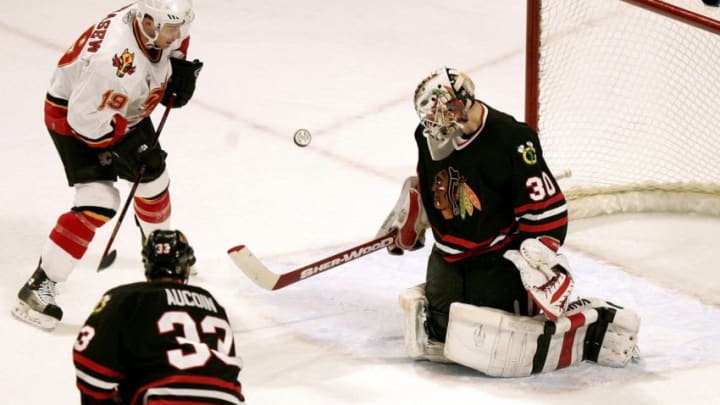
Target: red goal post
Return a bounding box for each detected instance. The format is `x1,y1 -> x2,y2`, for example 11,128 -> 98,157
526,0 -> 720,218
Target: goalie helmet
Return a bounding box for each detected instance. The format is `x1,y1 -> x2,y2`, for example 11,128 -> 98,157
414,67 -> 476,142
135,0 -> 194,47
142,229 -> 196,282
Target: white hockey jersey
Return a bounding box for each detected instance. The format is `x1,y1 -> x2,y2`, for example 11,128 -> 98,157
45,4 -> 190,148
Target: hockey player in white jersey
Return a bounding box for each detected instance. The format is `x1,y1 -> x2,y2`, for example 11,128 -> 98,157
12,0 -> 203,331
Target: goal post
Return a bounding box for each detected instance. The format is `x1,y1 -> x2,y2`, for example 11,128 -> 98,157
526,0 -> 720,219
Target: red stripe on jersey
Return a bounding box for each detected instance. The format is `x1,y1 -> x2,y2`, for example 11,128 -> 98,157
74,352 -> 125,379
145,400 -> 216,404
433,223 -> 515,250
44,99 -> 77,137
131,374 -> 243,405
443,234 -> 518,263
518,216 -> 568,234
514,192 -> 566,215
557,312 -> 587,369
82,136 -> 114,149
77,383 -> 118,401
45,97 -> 116,148
111,114 -> 128,145
134,190 -> 172,224
50,211 -> 107,259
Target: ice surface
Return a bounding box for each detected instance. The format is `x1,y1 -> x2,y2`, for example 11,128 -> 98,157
1,1 -> 719,403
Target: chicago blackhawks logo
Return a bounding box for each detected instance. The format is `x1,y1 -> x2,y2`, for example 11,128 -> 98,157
112,48 -> 136,77
432,167 -> 482,220
92,294 -> 111,314
517,141 -> 538,165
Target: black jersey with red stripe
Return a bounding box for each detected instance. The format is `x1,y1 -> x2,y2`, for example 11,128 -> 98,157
415,101 -> 568,262
73,281 -> 245,405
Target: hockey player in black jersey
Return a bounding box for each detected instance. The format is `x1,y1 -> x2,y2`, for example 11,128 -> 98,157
379,67 -> 641,375
73,230 -> 245,404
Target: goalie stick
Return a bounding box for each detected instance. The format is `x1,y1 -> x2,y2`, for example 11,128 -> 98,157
227,168 -> 572,290
227,230 -> 397,291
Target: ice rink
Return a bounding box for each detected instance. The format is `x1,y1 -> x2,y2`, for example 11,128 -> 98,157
1,1 -> 719,403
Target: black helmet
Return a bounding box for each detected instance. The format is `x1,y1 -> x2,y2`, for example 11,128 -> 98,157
142,229 -> 196,281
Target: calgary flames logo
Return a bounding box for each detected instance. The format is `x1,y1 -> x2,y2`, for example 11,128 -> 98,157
112,48 -> 136,77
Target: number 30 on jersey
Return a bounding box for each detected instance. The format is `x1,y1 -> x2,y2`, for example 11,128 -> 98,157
526,171 -> 557,201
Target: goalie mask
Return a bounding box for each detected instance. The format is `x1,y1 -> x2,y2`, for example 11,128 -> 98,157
414,67 -> 476,160
142,229 -> 196,282
135,0 -> 194,48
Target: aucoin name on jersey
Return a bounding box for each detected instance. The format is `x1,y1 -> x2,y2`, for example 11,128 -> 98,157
165,288 -> 218,313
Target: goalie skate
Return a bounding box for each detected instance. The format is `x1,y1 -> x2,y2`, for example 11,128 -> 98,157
399,284 -> 451,363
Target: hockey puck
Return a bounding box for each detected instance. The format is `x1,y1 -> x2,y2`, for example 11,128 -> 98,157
293,129 -> 312,147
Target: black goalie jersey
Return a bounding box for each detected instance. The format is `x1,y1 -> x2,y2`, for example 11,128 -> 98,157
73,281 -> 245,404
415,101 -> 568,262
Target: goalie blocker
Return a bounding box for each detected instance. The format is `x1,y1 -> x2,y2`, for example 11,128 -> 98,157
376,176 -> 428,255
400,285 -> 640,376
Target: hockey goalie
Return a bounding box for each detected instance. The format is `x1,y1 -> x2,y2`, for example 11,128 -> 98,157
379,67 -> 640,376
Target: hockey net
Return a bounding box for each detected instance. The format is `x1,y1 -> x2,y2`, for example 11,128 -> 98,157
526,0 -> 720,219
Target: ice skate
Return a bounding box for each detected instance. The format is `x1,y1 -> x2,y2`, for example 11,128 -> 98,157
12,266 -> 63,331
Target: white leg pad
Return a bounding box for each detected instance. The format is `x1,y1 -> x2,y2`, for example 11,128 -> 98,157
589,299 -> 641,367
398,284 -> 450,363
445,302 -> 546,377
539,303 -> 598,373
443,298 -> 640,377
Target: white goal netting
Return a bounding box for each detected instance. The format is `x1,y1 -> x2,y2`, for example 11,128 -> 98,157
527,0 -> 720,218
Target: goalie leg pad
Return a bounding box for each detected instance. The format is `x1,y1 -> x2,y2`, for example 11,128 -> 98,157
444,303 -> 546,377
581,299 -> 641,367
399,284 -> 450,363
538,302 -> 598,373
444,301 -> 620,376
444,298 -> 640,377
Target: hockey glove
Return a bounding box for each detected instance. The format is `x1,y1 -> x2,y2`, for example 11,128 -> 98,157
113,142 -> 168,182
162,58 -> 203,108
503,236 -> 574,321
135,143 -> 168,179
377,176 -> 429,255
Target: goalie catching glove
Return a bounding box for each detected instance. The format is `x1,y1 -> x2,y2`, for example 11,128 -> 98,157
377,176 -> 429,255
504,236 -> 574,321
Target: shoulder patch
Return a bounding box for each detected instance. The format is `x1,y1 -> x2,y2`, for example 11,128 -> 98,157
112,48 -> 136,77
92,294 -> 112,314
517,141 -> 537,165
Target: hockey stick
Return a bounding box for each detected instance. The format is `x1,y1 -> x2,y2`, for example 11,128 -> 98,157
97,95 -> 176,271
227,230 -> 397,291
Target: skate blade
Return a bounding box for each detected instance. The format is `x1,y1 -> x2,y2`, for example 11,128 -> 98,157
11,302 -> 59,331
